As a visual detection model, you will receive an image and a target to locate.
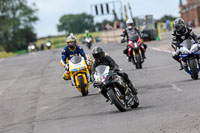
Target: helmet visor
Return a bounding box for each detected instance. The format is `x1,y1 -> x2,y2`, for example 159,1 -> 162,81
175,24 -> 184,31
68,41 -> 75,45
92,53 -> 101,59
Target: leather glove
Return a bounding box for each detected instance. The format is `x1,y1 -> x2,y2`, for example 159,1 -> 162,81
121,38 -> 126,43
64,64 -> 69,71
86,60 -> 90,66
175,48 -> 180,54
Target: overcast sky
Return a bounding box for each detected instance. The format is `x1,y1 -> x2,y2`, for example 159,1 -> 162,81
27,0 -> 180,37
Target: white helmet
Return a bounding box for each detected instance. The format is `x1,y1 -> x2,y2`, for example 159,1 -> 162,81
126,19 -> 134,29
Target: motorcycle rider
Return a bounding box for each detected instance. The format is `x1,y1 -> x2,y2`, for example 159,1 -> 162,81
61,35 -> 88,80
84,30 -> 93,40
121,19 -> 147,62
171,18 -> 199,70
91,46 -> 137,95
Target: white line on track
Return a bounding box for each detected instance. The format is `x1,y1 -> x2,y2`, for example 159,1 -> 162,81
169,83 -> 183,92
39,107 -> 49,110
150,47 -> 172,53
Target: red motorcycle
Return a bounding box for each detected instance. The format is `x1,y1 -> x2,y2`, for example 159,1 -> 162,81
127,38 -> 145,69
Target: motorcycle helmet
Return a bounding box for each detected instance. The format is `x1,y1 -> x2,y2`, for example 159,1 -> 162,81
174,18 -> 186,33
126,19 -> 134,30
66,35 -> 76,49
92,46 -> 105,61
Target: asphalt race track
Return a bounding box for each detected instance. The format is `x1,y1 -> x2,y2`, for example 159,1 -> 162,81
0,40 -> 200,133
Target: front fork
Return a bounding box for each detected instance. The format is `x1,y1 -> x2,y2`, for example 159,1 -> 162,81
182,57 -> 200,75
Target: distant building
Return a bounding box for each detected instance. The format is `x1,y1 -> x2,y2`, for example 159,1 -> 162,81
179,0 -> 200,27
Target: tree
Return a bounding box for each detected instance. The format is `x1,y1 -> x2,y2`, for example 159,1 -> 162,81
157,15 -> 177,23
0,0 -> 38,52
57,13 -> 94,34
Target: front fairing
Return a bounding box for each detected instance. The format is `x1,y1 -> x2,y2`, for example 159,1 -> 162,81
180,39 -> 200,59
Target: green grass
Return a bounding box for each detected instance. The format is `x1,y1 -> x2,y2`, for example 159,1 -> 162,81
0,31 -> 102,58
35,31 -> 102,48
0,51 -> 16,58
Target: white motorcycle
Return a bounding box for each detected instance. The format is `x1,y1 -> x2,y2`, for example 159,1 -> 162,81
85,37 -> 92,49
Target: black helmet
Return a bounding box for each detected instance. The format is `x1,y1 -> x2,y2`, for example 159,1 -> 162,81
92,46 -> 105,61
174,18 -> 185,33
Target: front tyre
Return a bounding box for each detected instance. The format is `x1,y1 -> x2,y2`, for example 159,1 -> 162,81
78,76 -> 88,96
188,58 -> 198,80
135,54 -> 142,69
107,88 -> 126,112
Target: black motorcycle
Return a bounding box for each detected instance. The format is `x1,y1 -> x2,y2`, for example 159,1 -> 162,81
93,65 -> 139,112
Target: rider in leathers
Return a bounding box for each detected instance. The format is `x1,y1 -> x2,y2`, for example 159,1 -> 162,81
171,18 -> 199,70
61,35 -> 88,80
91,46 -> 138,95
121,19 -> 147,62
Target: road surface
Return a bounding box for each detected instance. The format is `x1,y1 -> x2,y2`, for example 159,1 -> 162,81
0,40 -> 200,133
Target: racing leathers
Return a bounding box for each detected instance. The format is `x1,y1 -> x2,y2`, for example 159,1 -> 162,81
61,45 -> 88,80
84,33 -> 93,39
91,55 -> 137,95
171,26 -> 198,70
121,27 -> 147,61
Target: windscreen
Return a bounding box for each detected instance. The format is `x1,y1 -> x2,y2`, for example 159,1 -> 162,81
182,39 -> 192,50
70,56 -> 82,64
95,65 -> 109,76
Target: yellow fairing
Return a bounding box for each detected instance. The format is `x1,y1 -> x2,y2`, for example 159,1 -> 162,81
74,73 -> 89,92
132,50 -> 136,56
63,72 -> 71,80
70,68 -> 89,92
139,49 -> 142,55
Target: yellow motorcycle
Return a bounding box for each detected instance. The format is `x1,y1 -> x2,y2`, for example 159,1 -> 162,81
68,56 -> 92,96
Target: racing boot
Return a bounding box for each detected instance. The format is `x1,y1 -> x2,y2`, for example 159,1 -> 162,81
179,61 -> 184,70
127,56 -> 131,62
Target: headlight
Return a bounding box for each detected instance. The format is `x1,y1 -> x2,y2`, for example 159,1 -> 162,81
79,66 -> 86,70
180,47 -> 190,55
181,50 -> 190,55
190,45 -> 199,53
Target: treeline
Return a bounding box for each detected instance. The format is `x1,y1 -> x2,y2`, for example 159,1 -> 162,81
0,0 -> 38,52
57,13 -> 116,34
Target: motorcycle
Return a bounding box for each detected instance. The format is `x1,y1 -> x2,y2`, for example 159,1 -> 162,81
46,42 -> 51,49
27,43 -> 36,53
85,37 -> 92,49
127,37 -> 145,69
68,56 -> 92,96
179,39 -> 200,80
93,65 -> 139,112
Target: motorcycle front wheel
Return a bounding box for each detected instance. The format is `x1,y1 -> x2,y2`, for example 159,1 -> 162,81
107,88 -> 126,112
188,58 -> 198,80
135,54 -> 142,69
78,76 -> 88,96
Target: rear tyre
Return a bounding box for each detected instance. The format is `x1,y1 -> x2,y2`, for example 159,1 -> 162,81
131,95 -> 139,108
78,76 -> 88,96
188,59 -> 198,80
107,88 -> 126,112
